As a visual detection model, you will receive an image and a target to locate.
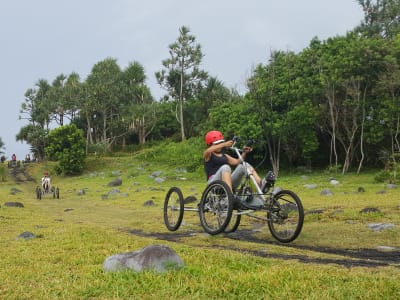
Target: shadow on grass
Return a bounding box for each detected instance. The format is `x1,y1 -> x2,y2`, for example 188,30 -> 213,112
126,228 -> 400,269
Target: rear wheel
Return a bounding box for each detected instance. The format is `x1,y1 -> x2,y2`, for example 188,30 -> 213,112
36,186 -> 41,200
164,187 -> 184,231
224,213 -> 241,233
267,190 -> 304,243
199,180 -> 233,235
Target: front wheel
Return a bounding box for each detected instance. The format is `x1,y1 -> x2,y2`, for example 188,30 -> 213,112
199,180 -> 233,235
164,187 -> 184,231
267,190 -> 304,243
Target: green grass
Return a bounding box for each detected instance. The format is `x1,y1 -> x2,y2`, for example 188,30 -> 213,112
0,156 -> 399,299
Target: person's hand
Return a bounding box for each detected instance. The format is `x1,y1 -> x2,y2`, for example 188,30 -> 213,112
224,140 -> 234,147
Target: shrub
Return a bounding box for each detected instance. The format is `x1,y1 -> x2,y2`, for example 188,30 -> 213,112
45,124 -> 86,175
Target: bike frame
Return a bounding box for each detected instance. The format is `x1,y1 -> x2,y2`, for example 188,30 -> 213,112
230,139 -> 264,198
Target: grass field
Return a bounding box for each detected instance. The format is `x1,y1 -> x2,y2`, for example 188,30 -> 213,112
0,156 -> 399,299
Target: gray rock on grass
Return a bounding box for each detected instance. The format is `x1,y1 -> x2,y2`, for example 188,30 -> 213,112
17,231 -> 36,240
103,244 -> 184,273
4,202 -> 24,208
107,177 -> 122,187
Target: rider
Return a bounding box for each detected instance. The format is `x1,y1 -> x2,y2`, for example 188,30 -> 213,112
203,130 -> 264,208
41,171 -> 51,192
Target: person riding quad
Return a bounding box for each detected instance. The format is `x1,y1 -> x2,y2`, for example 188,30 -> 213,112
203,130 -> 265,208
41,172 -> 51,192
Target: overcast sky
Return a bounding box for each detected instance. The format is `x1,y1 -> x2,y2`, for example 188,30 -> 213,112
0,0 -> 364,159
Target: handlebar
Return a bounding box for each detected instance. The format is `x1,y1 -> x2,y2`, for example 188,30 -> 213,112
231,136 -> 256,147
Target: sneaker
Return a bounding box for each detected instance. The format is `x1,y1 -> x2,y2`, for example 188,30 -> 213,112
261,171 -> 276,192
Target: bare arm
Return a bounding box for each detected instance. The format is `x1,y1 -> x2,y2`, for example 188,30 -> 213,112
203,140 -> 234,161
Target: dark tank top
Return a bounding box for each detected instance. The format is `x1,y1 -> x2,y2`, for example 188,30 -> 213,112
204,153 -> 228,180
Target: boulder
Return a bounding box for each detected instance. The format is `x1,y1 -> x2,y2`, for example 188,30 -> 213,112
107,177 -> 122,187
368,223 -> 395,231
320,189 -> 333,196
4,202 -> 24,208
103,244 -> 184,273
17,231 -> 36,240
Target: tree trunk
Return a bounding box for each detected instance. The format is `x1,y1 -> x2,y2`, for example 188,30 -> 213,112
327,82 -> 339,171
357,86 -> 367,174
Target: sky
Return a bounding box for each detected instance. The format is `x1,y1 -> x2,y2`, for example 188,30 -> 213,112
0,0 -> 364,160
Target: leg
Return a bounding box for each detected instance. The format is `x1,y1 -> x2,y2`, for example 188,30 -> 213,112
232,162 -> 262,188
208,164 -> 232,191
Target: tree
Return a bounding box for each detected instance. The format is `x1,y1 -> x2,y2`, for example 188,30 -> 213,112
247,50 -> 319,174
356,0 -> 400,39
85,58 -> 123,150
156,26 -> 208,141
0,137 -> 4,154
316,34 -> 387,173
17,79 -> 52,160
45,124 -> 86,175
121,62 -> 156,145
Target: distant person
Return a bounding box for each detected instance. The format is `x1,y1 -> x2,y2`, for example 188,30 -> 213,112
11,153 -> 16,161
41,172 -> 51,192
25,153 -> 31,162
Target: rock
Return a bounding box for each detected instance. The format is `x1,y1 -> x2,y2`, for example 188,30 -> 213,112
357,187 -> 365,193
4,202 -> 24,208
376,246 -> 399,253
150,171 -> 162,178
360,207 -> 381,214
77,189 -> 86,195
64,208 -> 74,212
368,223 -> 395,231
376,190 -> 386,194
107,178 -> 122,187
306,209 -> 324,215
17,231 -> 36,240
143,200 -> 155,206
111,171 -> 121,176
154,177 -> 165,183
329,178 -> 340,186
303,183 -> 317,189
387,183 -> 397,189
320,189 -> 333,196
108,189 -> 120,195
103,244 -> 184,273
184,196 -> 197,204
10,188 -> 23,195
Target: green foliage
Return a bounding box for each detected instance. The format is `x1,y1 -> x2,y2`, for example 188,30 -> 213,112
45,124 -> 86,175
136,137 -> 204,173
0,137 -> 4,154
207,99 -> 262,139
16,124 -> 48,160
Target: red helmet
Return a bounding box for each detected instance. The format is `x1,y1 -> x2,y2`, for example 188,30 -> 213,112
205,130 -> 224,146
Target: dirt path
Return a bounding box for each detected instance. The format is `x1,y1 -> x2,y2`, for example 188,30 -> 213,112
126,228 -> 400,269
8,164 -> 36,184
